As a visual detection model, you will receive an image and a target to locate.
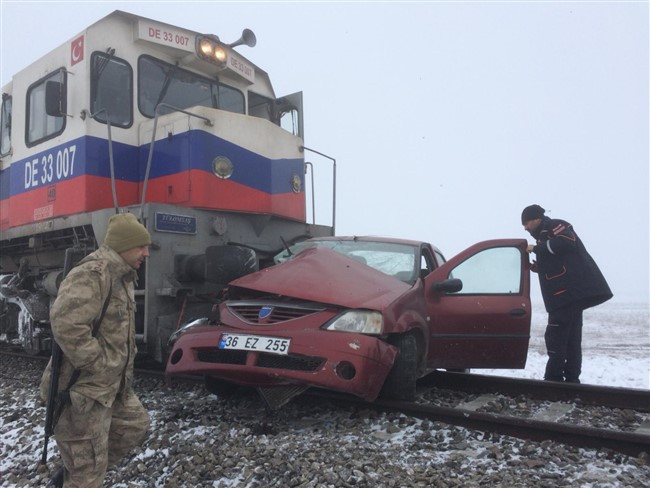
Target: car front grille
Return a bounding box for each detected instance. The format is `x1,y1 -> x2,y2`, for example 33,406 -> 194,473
257,352 -> 325,371
197,348 -> 247,365
226,301 -> 325,325
196,347 -> 325,372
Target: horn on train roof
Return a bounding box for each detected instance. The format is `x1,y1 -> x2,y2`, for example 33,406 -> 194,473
228,28 -> 257,48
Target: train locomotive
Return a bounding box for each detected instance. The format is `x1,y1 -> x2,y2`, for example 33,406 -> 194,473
0,10 -> 334,362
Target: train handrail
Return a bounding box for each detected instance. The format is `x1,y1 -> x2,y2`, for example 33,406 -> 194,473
85,109 -> 119,214
300,146 -> 336,234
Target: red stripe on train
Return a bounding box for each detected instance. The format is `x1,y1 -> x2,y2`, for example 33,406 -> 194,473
142,170 -> 305,220
1,171 -> 305,230
1,176 -> 139,229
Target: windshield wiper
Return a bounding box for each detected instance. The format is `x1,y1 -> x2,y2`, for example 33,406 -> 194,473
154,63 -> 179,110
280,236 -> 293,257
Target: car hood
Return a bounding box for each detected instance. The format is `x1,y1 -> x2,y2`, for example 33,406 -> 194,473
228,247 -> 411,310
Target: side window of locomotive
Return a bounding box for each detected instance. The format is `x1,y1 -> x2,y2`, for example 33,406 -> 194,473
91,52 -> 133,128
217,84 -> 244,114
280,108 -> 299,136
247,92 -> 302,136
138,55 -> 243,117
449,247 -> 522,295
0,95 -> 11,156
248,92 -> 272,121
26,69 -> 66,146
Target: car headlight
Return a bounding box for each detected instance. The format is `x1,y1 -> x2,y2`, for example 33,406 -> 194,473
324,310 -> 383,335
167,317 -> 210,349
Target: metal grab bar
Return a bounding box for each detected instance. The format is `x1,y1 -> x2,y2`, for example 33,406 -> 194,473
86,109 -> 118,214
300,146 -> 336,234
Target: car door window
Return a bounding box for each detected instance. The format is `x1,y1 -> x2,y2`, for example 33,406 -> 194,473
449,247 -> 521,294
420,248 -> 436,279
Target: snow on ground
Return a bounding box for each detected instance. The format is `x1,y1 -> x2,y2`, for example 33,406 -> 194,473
0,300 -> 648,487
478,300 -> 650,389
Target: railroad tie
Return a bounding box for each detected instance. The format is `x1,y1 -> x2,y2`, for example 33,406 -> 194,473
534,402 -> 573,422
635,415 -> 650,435
457,394 -> 499,411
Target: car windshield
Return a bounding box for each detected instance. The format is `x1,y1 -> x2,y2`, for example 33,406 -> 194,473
274,239 -> 418,282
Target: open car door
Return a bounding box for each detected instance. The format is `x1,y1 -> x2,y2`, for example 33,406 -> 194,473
424,239 -> 531,369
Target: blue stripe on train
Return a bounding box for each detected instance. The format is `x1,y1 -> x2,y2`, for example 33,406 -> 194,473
138,130 -> 303,194
0,132 -> 303,199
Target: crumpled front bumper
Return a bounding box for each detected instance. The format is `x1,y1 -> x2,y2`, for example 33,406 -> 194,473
165,324 -> 398,401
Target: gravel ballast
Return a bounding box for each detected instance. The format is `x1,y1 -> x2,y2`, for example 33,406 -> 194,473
1,355 -> 648,488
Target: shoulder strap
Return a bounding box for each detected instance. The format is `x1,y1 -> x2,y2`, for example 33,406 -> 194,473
92,282 -> 113,337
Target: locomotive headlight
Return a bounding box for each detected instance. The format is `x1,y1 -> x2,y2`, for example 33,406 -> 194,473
213,46 -> 227,63
290,174 -> 302,193
212,156 -> 234,179
196,35 -> 227,67
324,310 -> 384,335
199,38 -> 214,57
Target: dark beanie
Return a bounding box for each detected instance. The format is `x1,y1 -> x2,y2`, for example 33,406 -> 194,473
521,204 -> 545,224
104,213 -> 151,253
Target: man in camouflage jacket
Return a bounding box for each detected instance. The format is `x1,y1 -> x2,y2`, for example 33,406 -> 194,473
521,204 -> 612,384
40,213 -> 152,487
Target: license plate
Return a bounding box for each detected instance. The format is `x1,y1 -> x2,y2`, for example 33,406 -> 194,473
218,333 -> 290,355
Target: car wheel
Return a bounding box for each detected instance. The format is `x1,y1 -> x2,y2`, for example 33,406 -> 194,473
204,376 -> 238,397
380,333 -> 419,401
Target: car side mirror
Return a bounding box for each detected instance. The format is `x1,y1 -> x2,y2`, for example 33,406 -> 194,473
45,81 -> 66,117
431,278 -> 463,294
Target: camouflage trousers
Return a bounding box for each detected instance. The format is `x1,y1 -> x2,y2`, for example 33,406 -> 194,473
54,389 -> 149,488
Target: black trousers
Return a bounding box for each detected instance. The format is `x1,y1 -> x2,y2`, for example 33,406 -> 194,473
544,303 -> 584,383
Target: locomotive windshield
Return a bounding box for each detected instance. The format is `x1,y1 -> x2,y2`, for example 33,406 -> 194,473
137,55 -> 244,117
91,52 -> 133,127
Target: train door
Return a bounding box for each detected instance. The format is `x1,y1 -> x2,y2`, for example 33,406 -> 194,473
424,239 -> 532,369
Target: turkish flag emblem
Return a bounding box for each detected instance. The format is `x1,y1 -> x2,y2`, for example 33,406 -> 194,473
71,36 -> 84,66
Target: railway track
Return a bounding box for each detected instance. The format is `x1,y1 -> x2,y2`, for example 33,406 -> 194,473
4,349 -> 649,457
423,370 -> 650,412
305,371 -> 650,457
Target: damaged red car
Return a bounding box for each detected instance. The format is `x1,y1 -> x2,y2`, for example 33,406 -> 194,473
165,236 -> 531,404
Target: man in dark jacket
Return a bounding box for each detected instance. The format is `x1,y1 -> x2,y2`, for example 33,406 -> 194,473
521,204 -> 612,383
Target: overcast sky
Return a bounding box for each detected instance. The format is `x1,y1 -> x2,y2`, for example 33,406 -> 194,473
1,1 -> 648,302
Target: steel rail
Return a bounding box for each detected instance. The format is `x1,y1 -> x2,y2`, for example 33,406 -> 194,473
422,371 -> 650,412
303,390 -> 650,457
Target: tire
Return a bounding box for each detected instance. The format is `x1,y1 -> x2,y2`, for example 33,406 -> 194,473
380,333 -> 419,401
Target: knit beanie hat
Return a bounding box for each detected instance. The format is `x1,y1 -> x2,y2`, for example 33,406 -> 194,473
104,213 -> 151,253
521,204 -> 545,224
